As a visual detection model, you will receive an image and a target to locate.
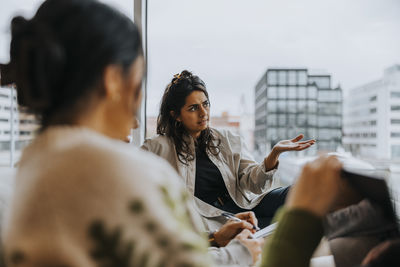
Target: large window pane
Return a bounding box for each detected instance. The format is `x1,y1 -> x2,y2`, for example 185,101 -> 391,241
268,86 -> 277,99
277,87 -> 287,99
297,114 -> 307,125
277,100 -> 286,112
298,86 -> 307,99
308,127 -> 317,138
318,116 -> 341,127
308,86 -> 317,99
298,100 -> 307,113
288,87 -> 297,99
288,114 -> 296,125
307,114 -> 317,126
307,101 -> 317,113
391,92 -> 400,98
267,101 -> 276,112
318,102 -> 341,115
267,128 -> 277,139
278,114 -> 286,126
268,71 -> 277,85
309,76 -> 330,89
318,90 -> 342,102
278,71 -> 286,85
298,71 -> 307,85
288,71 -> 296,85
267,114 -> 277,126
288,101 -> 296,113
277,127 -> 286,139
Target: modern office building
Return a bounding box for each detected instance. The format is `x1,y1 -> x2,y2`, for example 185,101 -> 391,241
0,87 -> 18,151
254,68 -> 342,156
343,64 -> 400,160
0,86 -> 38,151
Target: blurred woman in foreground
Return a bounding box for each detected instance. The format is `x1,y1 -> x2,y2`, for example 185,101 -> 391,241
0,0 -> 213,266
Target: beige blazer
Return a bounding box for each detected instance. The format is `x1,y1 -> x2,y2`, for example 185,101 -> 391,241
142,128 -> 277,229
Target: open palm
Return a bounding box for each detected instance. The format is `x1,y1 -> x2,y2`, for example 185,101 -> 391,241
273,134 -> 316,153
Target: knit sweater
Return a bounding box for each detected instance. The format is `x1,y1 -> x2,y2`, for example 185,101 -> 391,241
2,126 -> 212,267
262,208 -> 324,267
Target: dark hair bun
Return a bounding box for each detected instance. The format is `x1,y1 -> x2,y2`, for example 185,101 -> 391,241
9,16 -> 66,112
171,70 -> 193,85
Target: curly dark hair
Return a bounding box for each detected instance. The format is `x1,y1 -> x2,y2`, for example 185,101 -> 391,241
157,70 -> 220,164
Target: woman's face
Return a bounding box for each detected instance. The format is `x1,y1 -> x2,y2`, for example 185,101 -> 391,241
177,90 -> 210,138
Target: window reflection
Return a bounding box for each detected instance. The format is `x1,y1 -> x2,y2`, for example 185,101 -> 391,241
278,71 -> 286,85
277,87 -> 287,99
298,71 -> 307,85
268,71 -> 277,85
287,101 -> 296,113
298,87 -> 307,99
288,87 -> 297,99
268,86 -> 277,99
288,71 -> 296,85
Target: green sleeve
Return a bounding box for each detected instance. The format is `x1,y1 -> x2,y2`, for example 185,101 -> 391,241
261,207 -> 324,267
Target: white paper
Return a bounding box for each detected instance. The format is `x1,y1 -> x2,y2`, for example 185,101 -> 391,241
251,222 -> 277,239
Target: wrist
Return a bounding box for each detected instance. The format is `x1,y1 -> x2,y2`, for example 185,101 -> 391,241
208,230 -> 220,247
264,149 -> 280,171
270,147 -> 280,158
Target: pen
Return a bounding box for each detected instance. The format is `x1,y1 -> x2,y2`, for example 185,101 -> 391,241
221,212 -> 260,231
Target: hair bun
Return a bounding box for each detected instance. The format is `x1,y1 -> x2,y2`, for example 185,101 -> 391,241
171,70 -> 193,85
0,16 -> 29,86
11,16 -> 30,37
9,16 -> 66,112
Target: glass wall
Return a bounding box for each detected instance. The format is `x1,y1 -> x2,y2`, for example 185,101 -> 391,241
0,0 -> 135,167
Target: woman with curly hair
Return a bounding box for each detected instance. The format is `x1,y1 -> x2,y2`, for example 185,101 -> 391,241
142,70 -> 315,230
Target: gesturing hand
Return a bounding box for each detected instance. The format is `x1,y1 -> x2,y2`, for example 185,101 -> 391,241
273,134 -> 315,153
264,134 -> 316,171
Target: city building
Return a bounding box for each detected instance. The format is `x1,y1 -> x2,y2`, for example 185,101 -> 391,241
343,64 -> 400,160
0,86 -> 39,165
254,68 -> 342,156
0,87 -> 18,151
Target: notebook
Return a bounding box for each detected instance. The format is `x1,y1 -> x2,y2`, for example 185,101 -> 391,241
251,222 -> 277,239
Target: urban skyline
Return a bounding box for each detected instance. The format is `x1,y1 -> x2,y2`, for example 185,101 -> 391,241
1,0 -> 399,117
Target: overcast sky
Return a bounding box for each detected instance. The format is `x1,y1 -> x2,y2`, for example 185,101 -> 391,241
1,0 -> 400,116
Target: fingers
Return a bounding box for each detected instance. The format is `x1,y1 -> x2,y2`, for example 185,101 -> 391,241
292,144 -> 314,151
228,220 -> 254,231
235,211 -> 258,228
235,228 -> 252,240
290,134 -> 304,142
297,139 -> 316,145
294,144 -> 312,151
235,230 -> 265,264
